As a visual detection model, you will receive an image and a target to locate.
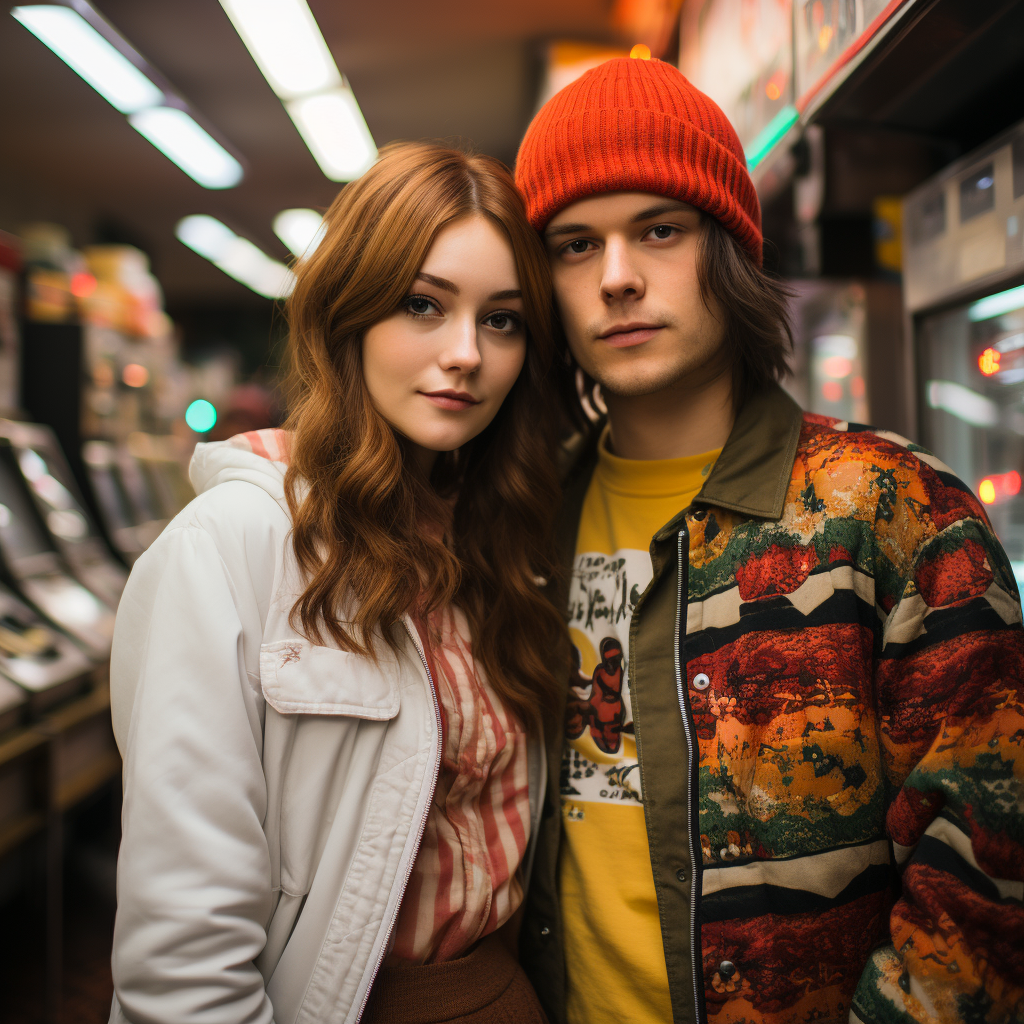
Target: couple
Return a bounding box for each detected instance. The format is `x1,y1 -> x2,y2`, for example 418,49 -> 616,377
108,58 -> 1023,1024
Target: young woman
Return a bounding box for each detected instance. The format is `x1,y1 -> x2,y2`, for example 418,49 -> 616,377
108,142 -> 569,1024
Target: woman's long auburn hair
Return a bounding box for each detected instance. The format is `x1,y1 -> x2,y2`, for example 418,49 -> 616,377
282,141 -> 569,730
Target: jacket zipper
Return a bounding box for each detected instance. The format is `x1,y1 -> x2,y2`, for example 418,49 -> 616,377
674,527 -> 704,1024
354,622 -> 443,1023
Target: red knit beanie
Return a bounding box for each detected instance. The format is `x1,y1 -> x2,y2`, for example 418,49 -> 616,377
515,57 -> 762,265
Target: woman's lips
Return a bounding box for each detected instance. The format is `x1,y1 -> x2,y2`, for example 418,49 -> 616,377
421,390 -> 480,411
601,326 -> 662,348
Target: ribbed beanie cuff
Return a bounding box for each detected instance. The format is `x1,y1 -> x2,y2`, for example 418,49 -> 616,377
515,58 -> 763,265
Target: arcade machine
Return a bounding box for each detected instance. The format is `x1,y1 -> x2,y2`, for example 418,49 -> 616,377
0,580 -> 93,714
0,439 -> 115,661
904,118 -> 1024,583
0,420 -> 128,609
0,674 -> 26,734
81,441 -> 150,563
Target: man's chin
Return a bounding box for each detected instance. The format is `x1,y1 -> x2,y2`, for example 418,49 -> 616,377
591,366 -> 696,400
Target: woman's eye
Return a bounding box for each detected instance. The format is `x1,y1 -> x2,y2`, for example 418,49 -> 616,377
484,312 -> 521,334
649,224 -> 676,240
403,295 -> 439,317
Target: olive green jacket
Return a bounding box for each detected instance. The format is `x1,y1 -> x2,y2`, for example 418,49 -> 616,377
519,383 -> 1024,1024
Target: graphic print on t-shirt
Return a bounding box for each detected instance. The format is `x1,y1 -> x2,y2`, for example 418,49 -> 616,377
562,550 -> 649,813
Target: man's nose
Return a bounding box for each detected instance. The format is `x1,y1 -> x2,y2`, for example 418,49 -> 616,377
599,237 -> 645,302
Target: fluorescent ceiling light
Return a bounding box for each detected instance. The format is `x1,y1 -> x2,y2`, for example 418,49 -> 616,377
217,0 -> 376,181
968,283 -> 1024,323
273,208 -> 325,258
926,380 -> 998,428
176,215 -> 295,299
12,5 -> 163,113
217,0 -> 340,99
130,107 -> 243,189
288,88 -> 376,181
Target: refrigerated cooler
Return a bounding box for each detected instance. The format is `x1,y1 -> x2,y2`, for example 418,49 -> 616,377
904,118 -> 1024,583
0,440 -> 115,660
0,420 -> 127,608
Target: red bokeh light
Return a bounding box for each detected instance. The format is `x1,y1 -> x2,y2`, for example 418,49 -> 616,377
70,272 -> 97,299
979,348 -> 1001,375
978,470 -> 1021,505
821,380 -> 842,402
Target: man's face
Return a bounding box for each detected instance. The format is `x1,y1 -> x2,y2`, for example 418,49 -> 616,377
545,192 -> 728,399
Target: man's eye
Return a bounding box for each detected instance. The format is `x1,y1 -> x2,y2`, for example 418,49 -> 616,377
650,225 -> 675,240
567,240 -> 591,254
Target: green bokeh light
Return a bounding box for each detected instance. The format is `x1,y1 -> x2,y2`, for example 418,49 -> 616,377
185,399 -> 217,433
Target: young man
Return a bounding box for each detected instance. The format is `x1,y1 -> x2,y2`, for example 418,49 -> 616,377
514,56 -> 1024,1024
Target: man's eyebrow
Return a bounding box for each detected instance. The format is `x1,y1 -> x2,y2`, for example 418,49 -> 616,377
631,202 -> 695,223
488,289 -> 521,301
545,222 -> 590,240
416,272 -> 458,294
545,202 -> 696,239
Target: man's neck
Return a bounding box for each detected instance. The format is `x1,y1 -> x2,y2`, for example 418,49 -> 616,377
603,371 -> 735,461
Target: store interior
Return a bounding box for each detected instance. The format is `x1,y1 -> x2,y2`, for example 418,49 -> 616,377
1,0 -> 1023,1020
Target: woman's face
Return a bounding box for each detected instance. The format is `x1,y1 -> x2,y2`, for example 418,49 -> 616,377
362,214 -> 527,471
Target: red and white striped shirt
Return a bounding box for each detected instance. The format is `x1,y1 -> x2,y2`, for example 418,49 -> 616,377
225,432 -> 532,963
392,605 -> 532,964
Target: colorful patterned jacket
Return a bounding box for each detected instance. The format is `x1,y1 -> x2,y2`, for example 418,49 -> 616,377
519,384 -> 1024,1024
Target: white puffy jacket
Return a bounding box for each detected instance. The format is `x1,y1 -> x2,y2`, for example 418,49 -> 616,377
108,439 -> 547,1024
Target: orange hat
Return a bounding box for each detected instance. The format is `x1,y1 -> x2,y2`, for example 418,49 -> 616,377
515,57 -> 762,265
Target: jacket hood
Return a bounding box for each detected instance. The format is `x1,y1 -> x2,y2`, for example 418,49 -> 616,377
189,429 -> 290,499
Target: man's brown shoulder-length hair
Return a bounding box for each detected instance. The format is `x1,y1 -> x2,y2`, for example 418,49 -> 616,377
282,140 -> 570,729
697,216 -> 793,409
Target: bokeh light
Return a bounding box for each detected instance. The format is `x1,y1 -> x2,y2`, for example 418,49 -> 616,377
185,399 -> 217,433
122,363 -> 149,387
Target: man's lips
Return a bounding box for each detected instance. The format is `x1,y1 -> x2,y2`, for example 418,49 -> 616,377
420,389 -> 481,411
597,322 -> 664,348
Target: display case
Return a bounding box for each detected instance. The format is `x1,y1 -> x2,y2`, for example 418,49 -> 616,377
0,441 -> 114,660
0,420 -> 128,608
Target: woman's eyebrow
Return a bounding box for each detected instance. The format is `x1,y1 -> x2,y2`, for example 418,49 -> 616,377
416,272 -> 459,294
489,289 -> 522,301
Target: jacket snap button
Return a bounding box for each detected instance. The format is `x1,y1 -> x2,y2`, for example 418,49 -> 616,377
540,926 -> 551,937
718,960 -> 736,979
676,867 -> 687,883
691,508 -> 707,521
692,672 -> 710,690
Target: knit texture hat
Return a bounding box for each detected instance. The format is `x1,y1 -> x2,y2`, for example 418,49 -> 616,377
515,57 -> 762,265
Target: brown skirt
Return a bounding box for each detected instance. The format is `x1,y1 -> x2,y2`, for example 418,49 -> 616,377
360,933 -> 550,1024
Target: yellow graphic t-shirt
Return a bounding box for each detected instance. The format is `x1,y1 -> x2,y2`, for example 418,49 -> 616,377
562,430 -> 720,1024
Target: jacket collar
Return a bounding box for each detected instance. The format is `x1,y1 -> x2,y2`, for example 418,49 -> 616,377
560,381 -> 803,535
693,382 -> 803,521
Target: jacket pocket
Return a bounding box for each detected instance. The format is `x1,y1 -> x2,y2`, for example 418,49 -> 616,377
259,639 -> 401,719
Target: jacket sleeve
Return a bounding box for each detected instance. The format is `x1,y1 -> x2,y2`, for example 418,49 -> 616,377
852,471 -> 1024,1024
110,522 -> 275,1024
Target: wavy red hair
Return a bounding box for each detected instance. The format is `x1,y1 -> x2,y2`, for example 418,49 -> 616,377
282,141 -> 569,729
